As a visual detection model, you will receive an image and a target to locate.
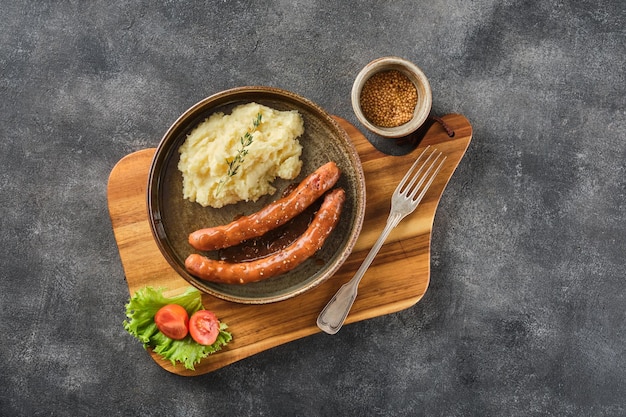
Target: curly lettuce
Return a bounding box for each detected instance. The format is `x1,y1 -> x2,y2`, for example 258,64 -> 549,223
123,286 -> 232,370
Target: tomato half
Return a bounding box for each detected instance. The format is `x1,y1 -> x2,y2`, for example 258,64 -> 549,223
189,310 -> 220,345
154,304 -> 189,340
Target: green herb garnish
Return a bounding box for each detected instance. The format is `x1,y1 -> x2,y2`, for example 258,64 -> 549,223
216,113 -> 262,195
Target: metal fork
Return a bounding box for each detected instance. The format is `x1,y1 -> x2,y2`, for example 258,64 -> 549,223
317,146 -> 446,334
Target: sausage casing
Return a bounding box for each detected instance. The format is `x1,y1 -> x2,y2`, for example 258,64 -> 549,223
188,161 -> 341,251
185,188 -> 346,284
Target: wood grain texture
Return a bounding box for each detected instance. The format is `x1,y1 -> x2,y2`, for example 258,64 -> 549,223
107,114 -> 472,376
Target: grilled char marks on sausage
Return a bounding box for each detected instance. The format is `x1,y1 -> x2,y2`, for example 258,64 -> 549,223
184,188 -> 346,284
188,161 -> 341,252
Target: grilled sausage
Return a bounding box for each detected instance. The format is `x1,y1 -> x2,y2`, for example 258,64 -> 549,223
185,188 -> 346,284
188,161 -> 341,252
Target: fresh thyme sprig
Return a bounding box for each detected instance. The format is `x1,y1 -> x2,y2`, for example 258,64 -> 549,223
216,112 -> 262,195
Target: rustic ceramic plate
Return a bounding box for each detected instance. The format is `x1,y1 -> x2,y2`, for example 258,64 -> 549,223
147,86 -> 366,304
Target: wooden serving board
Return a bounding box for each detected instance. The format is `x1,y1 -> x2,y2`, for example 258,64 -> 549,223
107,114 -> 472,376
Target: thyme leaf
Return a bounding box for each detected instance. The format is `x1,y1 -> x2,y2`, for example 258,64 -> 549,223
216,113 -> 262,195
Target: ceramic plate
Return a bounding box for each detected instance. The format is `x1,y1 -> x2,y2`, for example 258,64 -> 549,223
147,86 -> 366,304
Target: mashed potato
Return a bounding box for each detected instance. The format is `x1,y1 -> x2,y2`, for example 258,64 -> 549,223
178,102 -> 304,208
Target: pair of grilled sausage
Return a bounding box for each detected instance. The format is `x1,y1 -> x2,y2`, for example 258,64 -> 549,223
184,161 -> 345,284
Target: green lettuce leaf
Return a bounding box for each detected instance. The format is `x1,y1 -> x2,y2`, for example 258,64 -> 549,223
123,286 -> 233,370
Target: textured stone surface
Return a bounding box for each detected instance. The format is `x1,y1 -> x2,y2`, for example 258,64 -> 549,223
1,1 -> 625,415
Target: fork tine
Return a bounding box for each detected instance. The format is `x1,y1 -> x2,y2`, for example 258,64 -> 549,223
403,151 -> 438,198
406,151 -> 441,199
410,153 -> 446,202
397,145 -> 430,194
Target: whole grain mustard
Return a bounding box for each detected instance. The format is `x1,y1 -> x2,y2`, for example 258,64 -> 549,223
359,70 -> 418,128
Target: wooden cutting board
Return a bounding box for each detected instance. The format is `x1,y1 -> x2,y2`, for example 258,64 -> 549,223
107,114 -> 472,376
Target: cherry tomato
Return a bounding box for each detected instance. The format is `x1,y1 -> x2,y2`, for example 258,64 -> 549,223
189,310 -> 220,345
154,304 -> 189,340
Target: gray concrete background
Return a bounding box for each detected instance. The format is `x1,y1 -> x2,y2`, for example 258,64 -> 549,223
1,1 -> 625,416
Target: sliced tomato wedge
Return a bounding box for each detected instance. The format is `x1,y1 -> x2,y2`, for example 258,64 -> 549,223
189,310 -> 220,345
154,304 -> 189,340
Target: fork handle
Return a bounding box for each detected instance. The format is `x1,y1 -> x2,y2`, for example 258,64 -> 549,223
317,215 -> 401,334
316,279 -> 360,334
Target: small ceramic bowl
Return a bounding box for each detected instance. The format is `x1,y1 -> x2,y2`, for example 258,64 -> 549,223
351,57 -> 432,138
147,86 -> 366,304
